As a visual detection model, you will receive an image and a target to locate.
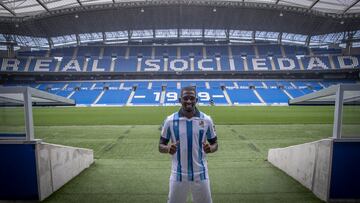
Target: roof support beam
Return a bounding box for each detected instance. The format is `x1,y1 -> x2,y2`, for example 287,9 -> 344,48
0,2 -> 16,16
343,0 -> 360,14
112,0 -> 115,3
77,0 -> 83,7
305,35 -> 311,47
275,0 -> 280,4
35,0 -> 50,12
309,0 -> 320,10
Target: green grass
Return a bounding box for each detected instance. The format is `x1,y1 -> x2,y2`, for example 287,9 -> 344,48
1,106 -> 360,202
38,124 -> 328,203
2,106 -> 360,127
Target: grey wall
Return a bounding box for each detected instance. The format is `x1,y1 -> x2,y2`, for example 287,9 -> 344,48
267,139 -> 332,202
36,142 -> 94,201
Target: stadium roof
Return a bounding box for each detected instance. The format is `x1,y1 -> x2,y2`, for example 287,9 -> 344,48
1,0 -> 360,47
0,0 -> 359,17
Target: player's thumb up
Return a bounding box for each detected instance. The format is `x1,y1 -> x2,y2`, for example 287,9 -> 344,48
169,141 -> 179,155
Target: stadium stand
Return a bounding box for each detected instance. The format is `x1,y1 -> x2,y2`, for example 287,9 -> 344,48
3,79 -> 356,106
1,45 -> 359,73
96,90 -> 131,105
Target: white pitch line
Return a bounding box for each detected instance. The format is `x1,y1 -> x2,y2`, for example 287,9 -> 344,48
212,95 -> 224,98
133,95 -> 146,98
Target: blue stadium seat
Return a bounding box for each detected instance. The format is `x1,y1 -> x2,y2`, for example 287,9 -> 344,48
93,81 -> 121,90
311,48 -> 341,55
1,58 -> 28,72
86,57 -> 112,72
103,47 -> 126,57
123,81 -> 149,90
5,45 -> 360,74
257,45 -> 282,56
181,46 -> 203,57
18,50 -> 47,57
297,88 -> 314,94
164,88 -> 181,106
131,89 -> 160,105
58,57 -> 85,72
165,81 -> 178,89
79,82 -> 94,89
273,56 -> 301,70
25,58 -> 57,72
155,46 -> 177,57
226,89 -> 261,104
77,46 -> 100,57
302,56 -> 332,70
151,81 -> 166,89
256,89 -> 290,104
114,57 -> 137,72
208,81 -> 236,89
66,82 -> 82,90
70,90 -> 102,105
50,47 -> 75,57
229,57 -> 246,71
47,89 -> 60,95
37,82 -> 66,91
286,89 -> 306,98
196,87 -> 228,105
96,90 -> 131,105
331,55 -> 360,70
2,79 -> 357,106
292,81 -> 322,90
283,45 -> 309,56
206,46 -> 228,57
246,56 -> 272,71
181,81 -> 206,88
263,81 -> 294,89
237,81 -> 264,89
141,56 -> 164,72
231,45 -> 255,56
283,45 -> 296,56
55,90 -> 73,98
129,46 -> 152,57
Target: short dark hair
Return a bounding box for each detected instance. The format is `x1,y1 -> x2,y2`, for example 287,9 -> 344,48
180,86 -> 196,97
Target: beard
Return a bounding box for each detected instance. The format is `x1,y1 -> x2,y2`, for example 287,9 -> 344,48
184,103 -> 195,112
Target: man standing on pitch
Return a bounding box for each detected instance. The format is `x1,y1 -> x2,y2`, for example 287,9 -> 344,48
159,86 -> 218,203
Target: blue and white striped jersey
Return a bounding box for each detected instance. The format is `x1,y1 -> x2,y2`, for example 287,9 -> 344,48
161,110 -> 217,182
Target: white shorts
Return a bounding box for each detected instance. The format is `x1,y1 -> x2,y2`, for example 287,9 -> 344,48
167,179 -> 212,203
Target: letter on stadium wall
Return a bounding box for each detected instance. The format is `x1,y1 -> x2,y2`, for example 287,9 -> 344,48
1,58 -> 20,71
170,59 -> 188,71
62,59 -> 82,72
337,56 -> 359,69
252,58 -> 268,70
34,59 -> 52,71
91,59 -> 105,72
307,57 -> 329,70
144,59 -> 161,71
198,59 -> 214,71
278,58 -> 296,70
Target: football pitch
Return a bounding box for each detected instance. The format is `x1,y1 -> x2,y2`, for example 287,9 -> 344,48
2,106 -> 360,202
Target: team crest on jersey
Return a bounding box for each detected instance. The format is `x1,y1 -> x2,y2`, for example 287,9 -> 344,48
199,120 -> 204,127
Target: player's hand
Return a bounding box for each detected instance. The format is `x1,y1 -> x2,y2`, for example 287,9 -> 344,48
169,141 -> 179,155
203,142 -> 212,153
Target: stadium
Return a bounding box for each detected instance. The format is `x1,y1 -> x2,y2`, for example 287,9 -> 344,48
0,0 -> 360,202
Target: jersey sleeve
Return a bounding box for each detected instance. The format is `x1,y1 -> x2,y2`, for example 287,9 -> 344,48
160,117 -> 172,141
205,116 -> 217,143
